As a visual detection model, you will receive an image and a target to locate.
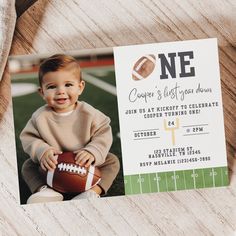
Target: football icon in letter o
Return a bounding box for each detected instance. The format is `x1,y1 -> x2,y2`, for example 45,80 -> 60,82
132,54 -> 156,81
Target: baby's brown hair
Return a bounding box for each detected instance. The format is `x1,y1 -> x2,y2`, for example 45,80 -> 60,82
39,54 -> 82,86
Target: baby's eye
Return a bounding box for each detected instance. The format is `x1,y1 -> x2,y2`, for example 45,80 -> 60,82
47,85 -> 56,89
65,83 -> 73,87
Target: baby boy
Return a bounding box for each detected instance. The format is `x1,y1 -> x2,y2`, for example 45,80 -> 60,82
20,54 -> 120,204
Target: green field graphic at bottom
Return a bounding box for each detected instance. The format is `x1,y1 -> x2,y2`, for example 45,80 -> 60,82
124,166 -> 228,195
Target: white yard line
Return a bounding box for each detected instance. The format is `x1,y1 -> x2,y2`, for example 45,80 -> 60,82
11,83 -> 38,97
83,72 -> 117,96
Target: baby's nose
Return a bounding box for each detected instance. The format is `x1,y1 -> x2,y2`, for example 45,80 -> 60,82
57,87 -> 65,94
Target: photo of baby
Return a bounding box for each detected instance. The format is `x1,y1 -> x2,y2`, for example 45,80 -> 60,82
10,50 -> 124,204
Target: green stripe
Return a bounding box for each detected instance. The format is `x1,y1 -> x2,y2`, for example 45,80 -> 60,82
124,166 -> 228,195
175,171 -> 186,190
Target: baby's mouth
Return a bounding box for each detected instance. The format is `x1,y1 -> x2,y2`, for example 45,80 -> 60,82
55,98 -> 68,104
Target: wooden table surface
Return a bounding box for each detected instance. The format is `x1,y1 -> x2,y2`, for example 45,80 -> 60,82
0,0 -> 236,235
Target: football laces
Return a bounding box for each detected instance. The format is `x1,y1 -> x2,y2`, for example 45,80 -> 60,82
57,163 -> 87,175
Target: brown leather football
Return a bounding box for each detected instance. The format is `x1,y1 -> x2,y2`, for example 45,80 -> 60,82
45,152 -> 101,193
132,54 -> 156,81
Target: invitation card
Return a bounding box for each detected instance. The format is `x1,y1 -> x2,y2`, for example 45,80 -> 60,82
114,38 -> 228,194
9,38 -> 228,204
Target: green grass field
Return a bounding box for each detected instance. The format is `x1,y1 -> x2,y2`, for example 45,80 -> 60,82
124,167 -> 229,195
12,66 -> 125,204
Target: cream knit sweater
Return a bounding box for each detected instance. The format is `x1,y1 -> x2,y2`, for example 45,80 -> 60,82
20,101 -> 113,166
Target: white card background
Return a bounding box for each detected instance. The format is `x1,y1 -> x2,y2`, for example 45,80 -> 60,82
114,38 -> 227,176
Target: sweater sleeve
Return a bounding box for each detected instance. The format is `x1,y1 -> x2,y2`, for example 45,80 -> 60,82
20,117 -> 51,163
83,111 -> 113,166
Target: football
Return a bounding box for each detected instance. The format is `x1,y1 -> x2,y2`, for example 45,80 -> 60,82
132,54 -> 156,81
45,152 -> 101,193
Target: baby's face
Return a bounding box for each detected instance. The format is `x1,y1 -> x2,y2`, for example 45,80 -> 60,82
39,69 -> 85,113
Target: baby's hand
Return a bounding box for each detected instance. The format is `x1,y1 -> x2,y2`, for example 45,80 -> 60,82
40,148 -> 62,171
74,150 -> 95,167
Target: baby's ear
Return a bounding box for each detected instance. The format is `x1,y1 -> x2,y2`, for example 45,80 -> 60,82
78,80 -> 85,95
38,87 -> 44,98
